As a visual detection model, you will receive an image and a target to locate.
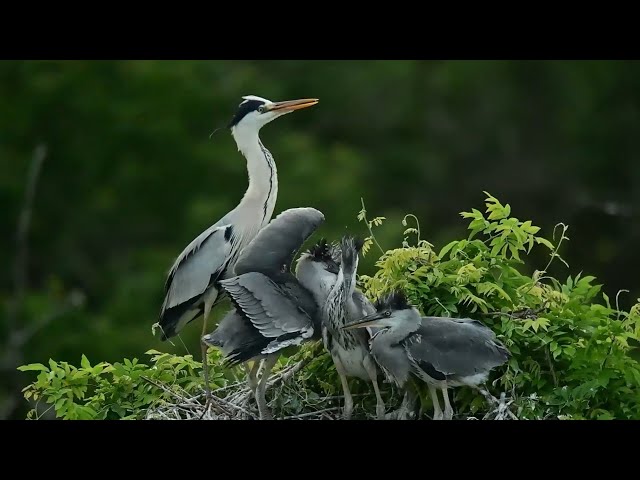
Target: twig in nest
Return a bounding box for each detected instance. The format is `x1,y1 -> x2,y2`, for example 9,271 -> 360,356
281,407 -> 341,420
267,359 -> 308,387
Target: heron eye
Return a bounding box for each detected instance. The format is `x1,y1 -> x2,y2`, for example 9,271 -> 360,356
258,105 -> 266,113
385,311 -> 391,317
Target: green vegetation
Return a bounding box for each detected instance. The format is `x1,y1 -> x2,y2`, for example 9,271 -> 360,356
18,194 -> 640,420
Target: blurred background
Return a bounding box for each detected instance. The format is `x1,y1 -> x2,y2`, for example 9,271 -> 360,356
2,60 -> 639,419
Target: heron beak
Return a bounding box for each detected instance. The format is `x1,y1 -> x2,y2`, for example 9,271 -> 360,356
325,260 -> 340,275
267,98 -> 319,113
342,312 -> 386,330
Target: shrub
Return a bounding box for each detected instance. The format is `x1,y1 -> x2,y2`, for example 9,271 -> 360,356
18,193 -> 640,419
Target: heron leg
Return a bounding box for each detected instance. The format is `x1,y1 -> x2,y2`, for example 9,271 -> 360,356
246,360 -> 259,398
428,385 -> 444,420
201,301 -> 214,404
334,359 -> 353,420
441,387 -> 454,420
255,355 -> 277,420
396,386 -> 417,420
364,357 -> 385,420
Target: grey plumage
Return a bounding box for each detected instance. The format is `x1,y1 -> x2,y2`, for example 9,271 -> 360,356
205,207 -> 328,419
202,308 -> 250,357
405,317 -> 510,387
343,290 -> 510,420
159,220 -> 236,340
156,95 -> 318,342
233,207 -> 325,277
219,271 -> 317,361
218,207 -> 326,362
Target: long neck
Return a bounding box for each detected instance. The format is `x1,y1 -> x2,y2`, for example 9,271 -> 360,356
231,125 -> 278,228
324,270 -> 350,329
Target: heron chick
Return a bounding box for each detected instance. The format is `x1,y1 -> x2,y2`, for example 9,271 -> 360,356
322,236 -> 385,420
343,289 -> 511,420
203,208 -> 338,419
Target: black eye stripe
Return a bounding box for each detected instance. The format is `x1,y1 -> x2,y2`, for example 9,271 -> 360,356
228,99 -> 265,128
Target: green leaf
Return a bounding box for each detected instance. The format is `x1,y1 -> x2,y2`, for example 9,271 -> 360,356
81,354 -> 91,370
18,363 -> 49,372
508,243 -> 521,261
490,241 -> 503,258
438,240 -> 459,259
536,237 -> 555,250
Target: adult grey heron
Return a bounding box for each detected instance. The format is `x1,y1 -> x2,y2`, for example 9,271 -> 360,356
156,95 -> 318,396
343,290 -> 511,420
203,207 -> 335,419
322,236 -> 385,420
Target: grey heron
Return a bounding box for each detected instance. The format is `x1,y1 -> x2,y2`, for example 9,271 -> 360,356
343,290 -> 511,420
202,207 -> 335,419
156,95 -> 318,397
321,236 -> 386,420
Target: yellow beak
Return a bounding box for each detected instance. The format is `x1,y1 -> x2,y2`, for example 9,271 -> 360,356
267,98 -> 319,112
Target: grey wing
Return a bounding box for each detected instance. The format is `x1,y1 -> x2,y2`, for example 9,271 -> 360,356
201,309 -> 246,356
233,207 -> 325,276
406,317 -> 510,380
219,272 -> 316,353
161,222 -> 233,313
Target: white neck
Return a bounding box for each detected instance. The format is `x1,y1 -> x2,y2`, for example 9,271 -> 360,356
231,125 -> 278,227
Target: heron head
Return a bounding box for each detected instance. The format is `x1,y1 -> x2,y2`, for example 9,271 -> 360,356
228,95 -> 318,131
339,235 -> 364,284
297,238 -> 340,275
296,238 -> 341,304
342,290 -> 414,330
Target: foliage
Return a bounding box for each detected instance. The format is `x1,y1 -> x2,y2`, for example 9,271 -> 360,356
18,350 -> 228,420
358,193 -> 640,420
17,193 -> 640,420
4,60 -> 640,419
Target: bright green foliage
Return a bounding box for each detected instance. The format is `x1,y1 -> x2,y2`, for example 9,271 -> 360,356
17,193 -> 640,420
18,350 -> 228,419
359,193 -> 640,419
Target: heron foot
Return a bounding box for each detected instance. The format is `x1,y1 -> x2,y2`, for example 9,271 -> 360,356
385,407 -> 410,420
259,407 -> 273,420
343,398 -> 354,420
443,405 -> 454,420
198,390 -> 214,420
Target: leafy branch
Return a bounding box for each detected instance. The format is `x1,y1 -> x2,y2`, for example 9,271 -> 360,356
357,197 -> 385,256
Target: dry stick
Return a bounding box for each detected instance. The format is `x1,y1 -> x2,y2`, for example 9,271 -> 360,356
545,347 -> 559,388
213,395 -> 256,419
1,145 -> 47,420
140,375 -> 230,416
266,359 -> 308,387
10,144 -> 47,327
282,407 -> 341,420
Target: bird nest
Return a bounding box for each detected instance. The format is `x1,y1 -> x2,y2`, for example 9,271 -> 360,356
144,358 -> 519,421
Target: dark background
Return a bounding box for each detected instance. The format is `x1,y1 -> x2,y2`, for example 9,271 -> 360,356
2,60 -> 639,419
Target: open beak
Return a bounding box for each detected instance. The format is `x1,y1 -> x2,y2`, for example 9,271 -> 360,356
267,98 -> 319,113
342,312 -> 386,330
